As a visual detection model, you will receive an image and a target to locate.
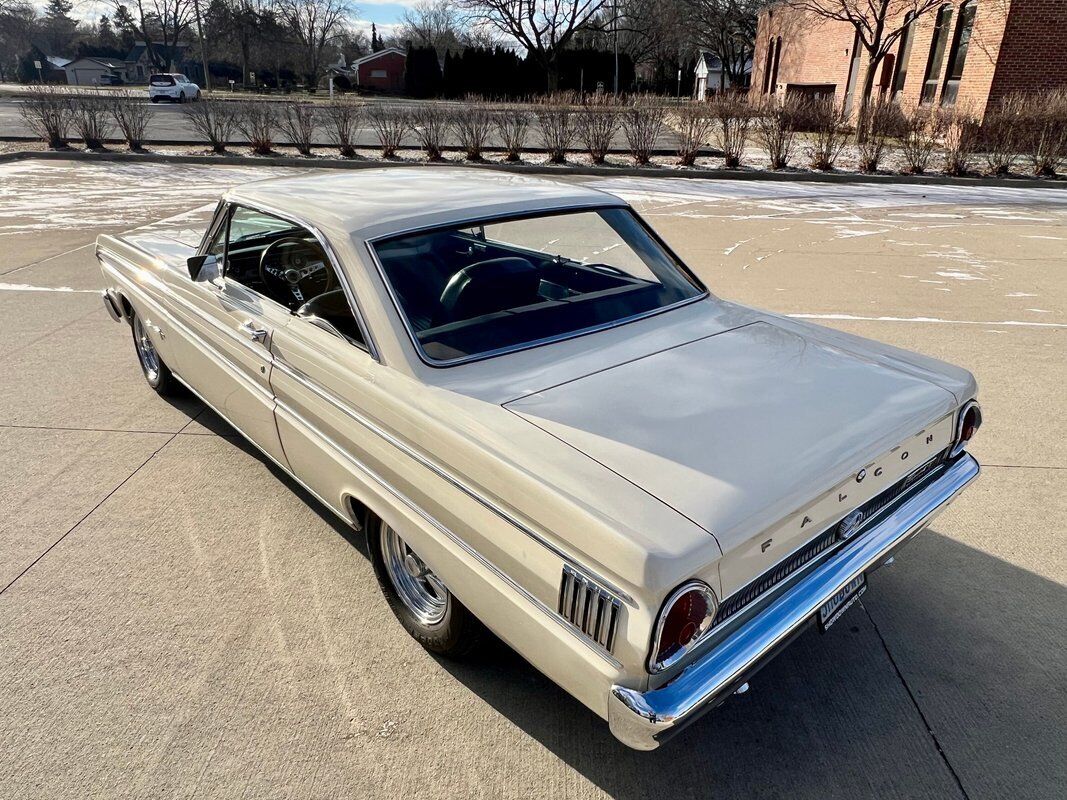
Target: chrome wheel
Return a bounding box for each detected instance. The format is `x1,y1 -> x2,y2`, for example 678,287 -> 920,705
380,526 -> 448,626
133,316 -> 160,382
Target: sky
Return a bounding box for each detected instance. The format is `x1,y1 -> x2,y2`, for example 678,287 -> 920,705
61,0 -> 415,41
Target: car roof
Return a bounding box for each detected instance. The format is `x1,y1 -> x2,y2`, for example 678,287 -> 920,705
225,168 -> 627,241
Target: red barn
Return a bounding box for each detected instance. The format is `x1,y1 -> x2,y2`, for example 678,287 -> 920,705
354,48 -> 406,93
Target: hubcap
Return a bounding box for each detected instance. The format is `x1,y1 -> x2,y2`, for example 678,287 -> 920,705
381,526 -> 448,626
134,317 -> 160,381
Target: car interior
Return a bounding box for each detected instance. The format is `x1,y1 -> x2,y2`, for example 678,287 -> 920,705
373,208 -> 702,362
210,206 -> 366,346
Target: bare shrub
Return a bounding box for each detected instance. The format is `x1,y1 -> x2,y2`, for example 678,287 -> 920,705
410,103 -> 450,160
107,90 -> 151,150
72,92 -> 114,150
536,96 -> 574,164
495,104 -> 532,161
622,99 -> 666,165
979,96 -> 1023,176
802,97 -> 850,171
1014,91 -> 1067,176
278,102 -> 316,156
899,105 -> 945,174
941,105 -> 980,176
711,93 -> 752,168
454,99 -> 493,161
674,103 -> 713,166
575,99 -> 620,164
755,97 -> 801,170
184,99 -> 238,154
322,98 -> 363,158
856,100 -> 903,173
19,86 -> 73,149
369,104 -> 409,157
234,101 -> 278,155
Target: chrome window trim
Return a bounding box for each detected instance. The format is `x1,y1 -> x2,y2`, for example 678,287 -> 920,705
273,395 -> 624,669
363,204 -> 710,369
270,355 -> 636,609
208,198 -> 380,361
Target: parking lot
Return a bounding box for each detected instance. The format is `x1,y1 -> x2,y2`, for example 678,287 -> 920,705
0,160 -> 1063,799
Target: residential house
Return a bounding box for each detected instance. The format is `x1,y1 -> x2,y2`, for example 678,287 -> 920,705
63,57 -> 128,86
352,48 -> 406,93
693,52 -> 751,99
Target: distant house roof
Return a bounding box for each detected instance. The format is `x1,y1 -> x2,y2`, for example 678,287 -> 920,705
46,55 -> 72,69
65,57 -> 127,71
697,52 -> 723,72
351,48 -> 406,69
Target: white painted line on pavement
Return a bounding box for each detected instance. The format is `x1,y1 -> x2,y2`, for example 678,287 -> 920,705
789,313 -> 1067,328
0,282 -> 94,293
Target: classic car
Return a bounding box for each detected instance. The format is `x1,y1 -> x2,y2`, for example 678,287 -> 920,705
97,169 -> 982,749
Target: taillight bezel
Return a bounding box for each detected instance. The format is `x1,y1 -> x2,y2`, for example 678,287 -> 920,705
951,400 -> 982,458
648,580 -> 719,674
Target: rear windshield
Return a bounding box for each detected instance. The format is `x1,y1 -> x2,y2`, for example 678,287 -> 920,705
372,207 -> 704,364
150,74 -> 175,85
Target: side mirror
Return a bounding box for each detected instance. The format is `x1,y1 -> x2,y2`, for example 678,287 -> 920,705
187,253 -> 217,281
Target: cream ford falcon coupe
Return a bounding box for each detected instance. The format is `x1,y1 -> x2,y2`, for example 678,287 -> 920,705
97,169 -> 982,749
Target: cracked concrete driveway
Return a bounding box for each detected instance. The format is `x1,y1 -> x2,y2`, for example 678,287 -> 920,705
0,160 -> 1063,800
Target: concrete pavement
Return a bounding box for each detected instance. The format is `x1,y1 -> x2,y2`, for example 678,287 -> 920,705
0,160 -> 1063,799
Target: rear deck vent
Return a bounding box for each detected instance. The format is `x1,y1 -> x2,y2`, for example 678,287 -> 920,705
558,565 -> 621,653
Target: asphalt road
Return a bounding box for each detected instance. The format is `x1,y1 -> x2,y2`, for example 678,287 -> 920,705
0,160 -> 1064,799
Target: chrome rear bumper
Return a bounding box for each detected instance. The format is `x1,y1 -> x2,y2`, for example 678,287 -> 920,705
608,453 -> 980,750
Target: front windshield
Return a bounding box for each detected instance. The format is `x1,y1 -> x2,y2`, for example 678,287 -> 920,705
372,207 -> 705,364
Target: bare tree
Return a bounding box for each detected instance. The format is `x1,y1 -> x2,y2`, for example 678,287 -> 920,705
461,0 -> 608,91
279,0 -> 352,84
398,0 -> 468,53
685,0 -> 760,90
783,0 -> 944,118
130,0 -> 196,70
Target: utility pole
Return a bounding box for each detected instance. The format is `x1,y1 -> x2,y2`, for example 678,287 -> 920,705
193,0 -> 211,91
613,0 -> 619,96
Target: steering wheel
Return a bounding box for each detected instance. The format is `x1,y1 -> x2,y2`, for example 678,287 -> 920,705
259,236 -> 333,306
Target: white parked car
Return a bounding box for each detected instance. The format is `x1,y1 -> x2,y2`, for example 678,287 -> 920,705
96,170 -> 982,749
148,73 -> 200,103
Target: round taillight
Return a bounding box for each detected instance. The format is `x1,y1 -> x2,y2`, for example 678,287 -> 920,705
953,401 -> 982,456
650,582 -> 718,672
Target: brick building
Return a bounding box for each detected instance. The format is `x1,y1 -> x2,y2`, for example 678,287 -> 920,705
751,0 -> 1067,118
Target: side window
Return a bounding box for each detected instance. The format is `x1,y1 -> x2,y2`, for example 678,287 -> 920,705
223,206 -> 366,347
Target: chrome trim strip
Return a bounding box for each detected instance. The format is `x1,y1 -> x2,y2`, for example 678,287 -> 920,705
362,204 -> 709,369
100,259 -> 276,404
270,356 -> 635,608
607,453 -> 980,750
273,396 -> 624,669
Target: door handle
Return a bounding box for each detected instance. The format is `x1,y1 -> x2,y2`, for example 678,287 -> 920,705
238,320 -> 268,343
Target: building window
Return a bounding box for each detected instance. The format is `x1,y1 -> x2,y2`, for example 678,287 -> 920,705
762,38 -> 776,94
770,36 -> 782,93
941,1 -> 977,105
891,12 -> 915,99
370,69 -> 387,78
921,5 -> 954,103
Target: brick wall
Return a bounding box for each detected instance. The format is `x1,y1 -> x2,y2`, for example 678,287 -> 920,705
989,0 -> 1067,102
751,0 -> 1064,118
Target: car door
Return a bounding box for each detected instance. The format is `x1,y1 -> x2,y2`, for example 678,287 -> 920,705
163,203 -> 292,466
262,241 -> 397,519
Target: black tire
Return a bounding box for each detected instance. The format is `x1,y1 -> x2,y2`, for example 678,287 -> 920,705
369,516 -> 484,658
177,93 -> 185,104
150,96 -> 158,103
130,311 -> 180,396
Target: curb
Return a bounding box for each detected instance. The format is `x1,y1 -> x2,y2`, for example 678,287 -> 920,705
1,147 -> 1065,189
